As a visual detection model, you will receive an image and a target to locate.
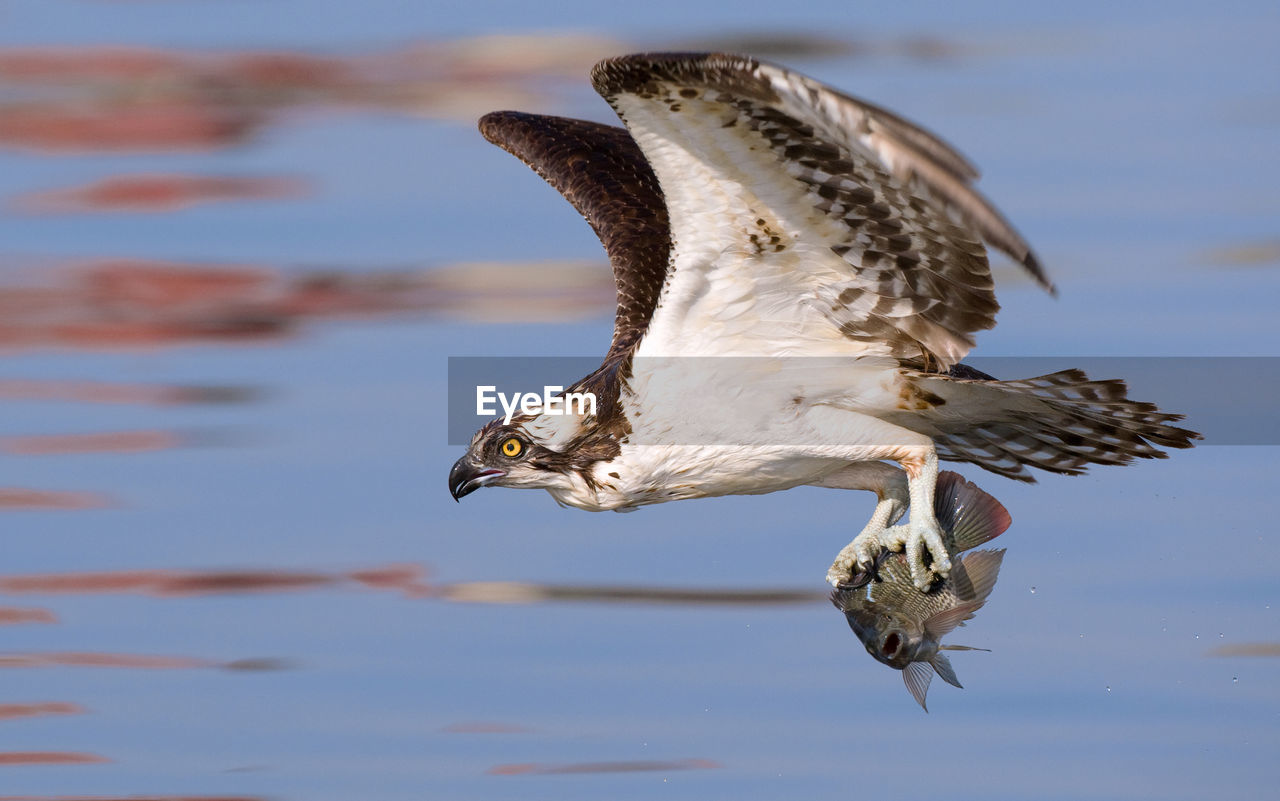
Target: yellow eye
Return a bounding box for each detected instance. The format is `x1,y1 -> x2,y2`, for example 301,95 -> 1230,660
500,437 -> 524,458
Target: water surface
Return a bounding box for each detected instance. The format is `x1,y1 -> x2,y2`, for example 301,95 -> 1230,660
1,3 -> 1277,800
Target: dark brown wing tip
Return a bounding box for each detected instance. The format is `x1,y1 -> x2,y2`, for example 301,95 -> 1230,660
478,110 -> 530,148
590,51 -> 772,101
1021,250 -> 1057,297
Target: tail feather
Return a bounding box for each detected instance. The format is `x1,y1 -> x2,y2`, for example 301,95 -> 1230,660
902,369 -> 1200,482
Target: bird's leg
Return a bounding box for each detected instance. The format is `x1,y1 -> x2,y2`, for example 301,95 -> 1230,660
812,462 -> 908,587
898,445 -> 951,590
804,416 -> 952,590
825,492 -> 907,587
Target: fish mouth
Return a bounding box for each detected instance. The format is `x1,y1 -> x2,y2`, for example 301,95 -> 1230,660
449,460 -> 506,501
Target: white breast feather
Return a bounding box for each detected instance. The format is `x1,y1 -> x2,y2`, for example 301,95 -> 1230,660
572,355 -> 927,510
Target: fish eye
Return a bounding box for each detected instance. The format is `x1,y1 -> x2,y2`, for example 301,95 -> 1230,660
499,437 -> 524,458
881,631 -> 902,657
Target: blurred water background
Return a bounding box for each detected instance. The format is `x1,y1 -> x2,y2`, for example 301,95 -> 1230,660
0,1 -> 1277,799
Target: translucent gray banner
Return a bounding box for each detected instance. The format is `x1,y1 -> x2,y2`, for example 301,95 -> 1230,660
447,356 -> 1278,447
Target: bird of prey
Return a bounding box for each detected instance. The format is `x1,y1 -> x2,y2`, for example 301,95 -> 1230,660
449,52 -> 1198,589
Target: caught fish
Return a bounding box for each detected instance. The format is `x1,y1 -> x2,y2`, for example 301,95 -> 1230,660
831,471 -> 1010,711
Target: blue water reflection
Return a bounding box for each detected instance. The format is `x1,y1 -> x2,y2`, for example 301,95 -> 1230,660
1,3 -> 1277,800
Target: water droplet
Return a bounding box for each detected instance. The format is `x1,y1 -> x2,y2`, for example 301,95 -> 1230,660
1029,586 -> 1037,594
1219,633 -> 1224,638
1233,676 -> 1239,684
1194,634 -> 1200,640
1106,686 -> 1111,693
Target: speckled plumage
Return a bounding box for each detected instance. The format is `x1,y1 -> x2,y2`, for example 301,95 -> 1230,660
453,52 -> 1199,589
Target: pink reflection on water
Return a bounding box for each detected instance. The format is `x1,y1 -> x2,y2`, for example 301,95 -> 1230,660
0,33 -> 964,160
0,752 -> 109,766
0,104 -> 262,154
0,608 -> 57,625
1207,642 -> 1280,658
0,564 -> 432,599
0,797 -> 264,801
0,37 -> 623,155
12,174 -> 307,214
0,489 -> 111,510
440,580 -> 824,606
0,47 -> 187,82
82,261 -> 273,312
1200,239 -> 1280,267
0,564 -> 828,607
0,379 -> 260,406
154,571 -> 339,596
347,565 -> 435,598
0,259 -> 613,350
0,702 -> 84,721
2,430 -> 184,455
0,652 -> 212,670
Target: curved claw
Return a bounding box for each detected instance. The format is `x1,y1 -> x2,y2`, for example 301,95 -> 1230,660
837,549 -> 892,589
824,491 -> 910,588
904,518 -> 952,591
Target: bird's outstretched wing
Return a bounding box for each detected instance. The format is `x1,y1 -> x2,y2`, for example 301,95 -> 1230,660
478,111 -> 671,362
591,52 -> 1050,368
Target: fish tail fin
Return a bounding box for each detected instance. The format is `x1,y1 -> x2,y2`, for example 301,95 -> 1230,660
933,471 -> 1012,551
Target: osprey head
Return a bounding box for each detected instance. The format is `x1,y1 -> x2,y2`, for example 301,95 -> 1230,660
449,410 -> 610,502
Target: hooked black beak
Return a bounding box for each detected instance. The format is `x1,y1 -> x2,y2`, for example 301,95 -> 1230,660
448,457 -> 506,501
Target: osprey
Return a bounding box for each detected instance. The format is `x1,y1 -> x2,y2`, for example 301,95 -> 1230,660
449,52 -> 1197,590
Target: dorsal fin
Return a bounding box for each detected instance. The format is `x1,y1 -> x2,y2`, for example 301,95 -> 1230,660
478,111 -> 671,359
